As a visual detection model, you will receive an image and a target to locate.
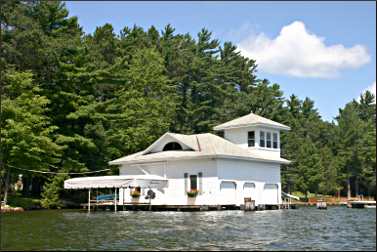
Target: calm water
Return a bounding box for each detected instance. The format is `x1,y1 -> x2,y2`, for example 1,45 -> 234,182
1,207 -> 375,251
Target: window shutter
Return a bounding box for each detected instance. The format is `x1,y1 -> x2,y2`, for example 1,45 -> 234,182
184,173 -> 188,193
198,172 -> 203,193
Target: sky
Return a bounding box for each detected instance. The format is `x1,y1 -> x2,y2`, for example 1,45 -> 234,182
65,1 -> 376,122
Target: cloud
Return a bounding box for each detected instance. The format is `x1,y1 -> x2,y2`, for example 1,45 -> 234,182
237,21 -> 371,78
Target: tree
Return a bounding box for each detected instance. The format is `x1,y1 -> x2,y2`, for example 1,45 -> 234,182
336,102 -> 365,198
104,48 -> 176,157
1,71 -> 61,204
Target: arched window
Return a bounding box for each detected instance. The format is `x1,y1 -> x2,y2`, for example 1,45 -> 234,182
163,142 -> 183,151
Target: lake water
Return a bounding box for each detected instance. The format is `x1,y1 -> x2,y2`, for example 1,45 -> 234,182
1,206 -> 375,251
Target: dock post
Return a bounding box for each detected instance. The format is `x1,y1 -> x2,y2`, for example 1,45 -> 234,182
244,197 -> 255,211
122,187 -> 125,211
88,188 -> 91,213
114,188 -> 117,212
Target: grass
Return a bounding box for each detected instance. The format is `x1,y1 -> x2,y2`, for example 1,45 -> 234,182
7,193 -> 41,209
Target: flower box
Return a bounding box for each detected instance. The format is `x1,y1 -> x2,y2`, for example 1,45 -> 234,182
131,191 -> 141,198
187,189 -> 199,198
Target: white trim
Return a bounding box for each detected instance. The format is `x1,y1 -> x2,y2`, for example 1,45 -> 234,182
112,154 -> 290,165
214,123 -> 290,131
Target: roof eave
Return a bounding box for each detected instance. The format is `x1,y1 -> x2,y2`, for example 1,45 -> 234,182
216,154 -> 291,164
214,123 -> 290,131
109,154 -> 216,165
109,153 -> 290,166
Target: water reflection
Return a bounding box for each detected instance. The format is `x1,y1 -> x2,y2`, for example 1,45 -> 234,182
1,207 -> 376,250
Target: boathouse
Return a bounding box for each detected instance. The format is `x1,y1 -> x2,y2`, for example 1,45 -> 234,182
64,112 -> 291,210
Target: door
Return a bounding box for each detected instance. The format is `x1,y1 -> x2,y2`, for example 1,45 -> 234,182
220,181 -> 237,204
263,184 -> 279,205
243,182 -> 256,201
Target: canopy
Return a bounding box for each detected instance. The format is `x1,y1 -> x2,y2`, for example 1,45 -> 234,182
64,174 -> 168,189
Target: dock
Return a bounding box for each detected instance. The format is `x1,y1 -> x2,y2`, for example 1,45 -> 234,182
79,201 -> 292,212
347,200 -> 376,208
80,201 -> 240,211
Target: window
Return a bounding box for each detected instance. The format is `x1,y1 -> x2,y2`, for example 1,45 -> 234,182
260,131 -> 265,147
273,133 -> 278,149
190,175 -> 198,190
248,131 -> 255,147
163,142 -> 183,151
266,132 -> 272,148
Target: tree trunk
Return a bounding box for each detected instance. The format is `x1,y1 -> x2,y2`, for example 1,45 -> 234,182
3,167 -> 11,205
355,177 -> 359,199
347,178 -> 351,200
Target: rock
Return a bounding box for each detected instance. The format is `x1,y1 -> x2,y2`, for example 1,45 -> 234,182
0,205 -> 24,213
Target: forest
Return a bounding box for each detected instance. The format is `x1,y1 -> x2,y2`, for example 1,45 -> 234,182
1,1 -> 375,208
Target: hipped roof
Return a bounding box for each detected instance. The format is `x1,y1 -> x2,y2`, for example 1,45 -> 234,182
109,133 -> 290,165
213,112 -> 290,131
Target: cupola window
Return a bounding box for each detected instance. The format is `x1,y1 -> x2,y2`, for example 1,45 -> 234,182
260,131 -> 265,147
248,131 -> 255,147
266,132 -> 272,148
273,133 -> 278,149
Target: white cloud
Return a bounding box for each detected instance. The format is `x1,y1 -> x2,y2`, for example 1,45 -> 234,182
237,21 -> 371,78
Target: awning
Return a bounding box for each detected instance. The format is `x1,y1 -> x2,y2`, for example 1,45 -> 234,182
64,175 -> 168,189
282,192 -> 300,200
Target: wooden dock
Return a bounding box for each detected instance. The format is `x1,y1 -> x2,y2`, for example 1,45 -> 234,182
79,201 -> 293,212
80,201 -> 240,212
347,200 -> 376,208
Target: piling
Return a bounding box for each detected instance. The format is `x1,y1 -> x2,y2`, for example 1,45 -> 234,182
316,200 -> 327,209
244,197 -> 255,211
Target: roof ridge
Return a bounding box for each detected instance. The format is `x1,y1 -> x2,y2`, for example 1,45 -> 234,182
195,135 -> 201,152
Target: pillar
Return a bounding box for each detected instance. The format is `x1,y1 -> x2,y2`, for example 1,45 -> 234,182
88,188 -> 91,213
114,188 -> 117,212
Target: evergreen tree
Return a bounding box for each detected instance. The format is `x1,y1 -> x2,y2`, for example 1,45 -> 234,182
1,71 -> 61,204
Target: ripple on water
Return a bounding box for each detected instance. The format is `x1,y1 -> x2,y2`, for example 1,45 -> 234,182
1,207 -> 376,250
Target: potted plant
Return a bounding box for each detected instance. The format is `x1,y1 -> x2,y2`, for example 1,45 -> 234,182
186,189 -> 199,198
131,190 -> 141,198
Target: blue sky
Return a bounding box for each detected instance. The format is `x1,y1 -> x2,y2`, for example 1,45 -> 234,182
65,1 -> 376,121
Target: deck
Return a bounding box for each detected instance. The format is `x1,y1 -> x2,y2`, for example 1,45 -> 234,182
80,200 -> 288,212
347,200 -> 376,208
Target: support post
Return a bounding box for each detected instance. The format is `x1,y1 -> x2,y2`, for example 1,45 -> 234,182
148,187 -> 152,211
88,188 -> 91,213
96,188 -> 98,211
114,188 -> 117,212
123,187 -> 125,211
3,165 -> 11,205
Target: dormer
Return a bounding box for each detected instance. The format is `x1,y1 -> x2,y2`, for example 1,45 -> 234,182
213,112 -> 290,158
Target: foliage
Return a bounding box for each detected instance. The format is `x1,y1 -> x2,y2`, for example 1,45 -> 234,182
130,190 -> 141,198
1,1 -> 375,207
41,174 -> 68,208
187,189 -> 199,198
7,193 -> 41,209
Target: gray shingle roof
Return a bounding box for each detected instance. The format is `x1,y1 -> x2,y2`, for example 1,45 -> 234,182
109,132 -> 290,165
213,112 -> 290,131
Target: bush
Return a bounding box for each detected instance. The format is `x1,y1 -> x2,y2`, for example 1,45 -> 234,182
41,174 -> 68,209
8,193 -> 41,209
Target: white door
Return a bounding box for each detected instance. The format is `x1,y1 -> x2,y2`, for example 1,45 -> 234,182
263,184 -> 279,205
243,182 -> 256,201
220,181 -> 237,205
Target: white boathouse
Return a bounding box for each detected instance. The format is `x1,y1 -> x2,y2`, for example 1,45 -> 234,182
64,112 -> 291,210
